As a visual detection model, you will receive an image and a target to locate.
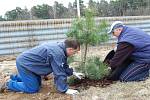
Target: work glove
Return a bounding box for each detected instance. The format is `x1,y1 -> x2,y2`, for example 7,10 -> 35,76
114,46 -> 117,52
73,72 -> 85,79
65,89 -> 79,95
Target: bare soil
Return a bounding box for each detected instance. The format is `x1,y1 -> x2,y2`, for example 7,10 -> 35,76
69,77 -> 114,91
0,79 -> 72,100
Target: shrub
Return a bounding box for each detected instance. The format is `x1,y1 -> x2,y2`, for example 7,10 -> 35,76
67,56 -> 74,64
77,57 -> 109,80
67,76 -> 80,85
86,57 -> 109,80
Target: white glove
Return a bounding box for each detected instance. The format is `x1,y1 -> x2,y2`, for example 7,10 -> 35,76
114,46 -> 117,52
73,72 -> 85,79
65,89 -> 79,95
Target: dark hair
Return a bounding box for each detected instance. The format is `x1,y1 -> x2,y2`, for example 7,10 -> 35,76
64,38 -> 80,49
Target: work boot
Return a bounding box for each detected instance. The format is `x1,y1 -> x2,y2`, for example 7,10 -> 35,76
0,82 -> 7,93
0,76 -> 9,93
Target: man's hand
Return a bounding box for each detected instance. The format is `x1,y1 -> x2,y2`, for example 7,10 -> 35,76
73,72 -> 85,79
65,89 -> 79,95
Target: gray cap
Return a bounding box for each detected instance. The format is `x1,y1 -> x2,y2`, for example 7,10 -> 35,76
108,21 -> 124,34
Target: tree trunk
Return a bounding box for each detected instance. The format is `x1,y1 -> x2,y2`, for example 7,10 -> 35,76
83,43 -> 88,65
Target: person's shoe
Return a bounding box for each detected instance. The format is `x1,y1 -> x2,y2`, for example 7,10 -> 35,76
0,82 -> 7,93
0,76 -> 9,93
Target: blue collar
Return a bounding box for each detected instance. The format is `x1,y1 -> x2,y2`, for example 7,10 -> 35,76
118,26 -> 128,40
58,42 -> 67,57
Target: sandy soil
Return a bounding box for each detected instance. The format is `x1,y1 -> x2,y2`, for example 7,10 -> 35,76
1,45 -> 150,100
0,60 -> 72,100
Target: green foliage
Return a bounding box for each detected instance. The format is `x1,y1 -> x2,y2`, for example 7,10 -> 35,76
68,57 -> 110,81
67,19 -> 84,44
67,2 -> 76,18
67,56 -> 74,64
53,1 -> 69,18
83,57 -> 109,80
73,0 -> 86,16
0,16 -> 6,21
67,8 -> 108,63
73,57 -> 109,80
67,9 -> 108,45
5,7 -> 30,21
67,76 -> 80,85
1,0 -> 149,20
31,4 -> 54,19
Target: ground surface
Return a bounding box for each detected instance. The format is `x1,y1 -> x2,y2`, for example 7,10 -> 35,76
1,45 -> 150,100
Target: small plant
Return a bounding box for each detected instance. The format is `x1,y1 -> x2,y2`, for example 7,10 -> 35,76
78,57 -> 109,80
86,57 -> 109,80
67,8 -> 109,64
67,56 -> 74,64
67,8 -> 109,83
67,76 -> 80,85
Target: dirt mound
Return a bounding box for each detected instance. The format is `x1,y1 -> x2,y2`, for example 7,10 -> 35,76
69,77 -> 114,91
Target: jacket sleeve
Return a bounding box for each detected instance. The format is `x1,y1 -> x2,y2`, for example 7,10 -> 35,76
63,63 -> 73,76
109,42 -> 135,69
50,55 -> 73,92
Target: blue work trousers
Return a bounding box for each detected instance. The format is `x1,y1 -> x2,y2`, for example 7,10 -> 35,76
7,62 -> 41,93
120,62 -> 150,82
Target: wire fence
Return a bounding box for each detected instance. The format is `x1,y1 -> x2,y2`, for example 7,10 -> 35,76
0,16 -> 150,55
0,0 -> 150,56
